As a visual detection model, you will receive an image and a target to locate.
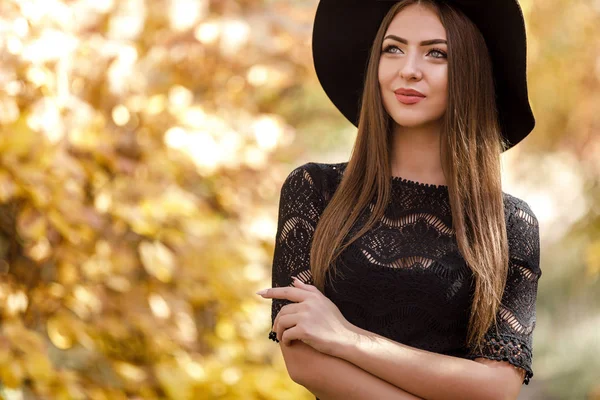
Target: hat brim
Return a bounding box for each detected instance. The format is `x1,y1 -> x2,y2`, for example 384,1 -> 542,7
312,0 -> 535,151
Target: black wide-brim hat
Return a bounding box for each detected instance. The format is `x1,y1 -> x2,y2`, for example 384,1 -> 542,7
312,0 -> 535,151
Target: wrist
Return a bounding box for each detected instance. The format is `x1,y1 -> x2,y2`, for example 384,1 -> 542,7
335,323 -> 364,359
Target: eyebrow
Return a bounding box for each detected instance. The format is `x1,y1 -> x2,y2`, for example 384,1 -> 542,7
383,34 -> 447,46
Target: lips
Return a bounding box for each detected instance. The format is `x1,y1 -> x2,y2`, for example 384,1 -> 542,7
395,93 -> 424,104
394,88 -> 425,97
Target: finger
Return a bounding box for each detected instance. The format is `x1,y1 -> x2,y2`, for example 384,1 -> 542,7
259,286 -> 310,303
292,277 -> 320,293
281,326 -> 301,346
273,303 -> 302,334
276,314 -> 298,342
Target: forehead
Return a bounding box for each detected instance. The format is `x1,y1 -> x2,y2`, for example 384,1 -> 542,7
385,4 -> 446,39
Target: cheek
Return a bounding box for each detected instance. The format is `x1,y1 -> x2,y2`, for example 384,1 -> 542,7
377,69 -> 385,88
435,68 -> 448,92
378,61 -> 394,82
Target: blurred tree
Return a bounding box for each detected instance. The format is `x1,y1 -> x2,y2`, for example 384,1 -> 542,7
0,0 -> 318,398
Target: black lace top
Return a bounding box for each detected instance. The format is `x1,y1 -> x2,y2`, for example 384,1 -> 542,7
268,161 -> 541,389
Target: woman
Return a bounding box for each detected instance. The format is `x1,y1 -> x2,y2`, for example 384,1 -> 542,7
258,0 -> 542,399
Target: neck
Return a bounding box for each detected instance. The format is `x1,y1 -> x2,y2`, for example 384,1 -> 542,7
390,123 -> 446,186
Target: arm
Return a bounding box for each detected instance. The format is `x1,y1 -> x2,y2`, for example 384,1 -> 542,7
332,326 -> 521,400
330,199 -> 541,400
282,340 -> 424,400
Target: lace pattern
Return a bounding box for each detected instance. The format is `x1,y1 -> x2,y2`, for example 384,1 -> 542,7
268,161 -> 541,386
269,165 -> 325,344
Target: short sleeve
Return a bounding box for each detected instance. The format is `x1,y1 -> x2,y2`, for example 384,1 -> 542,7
268,163 -> 326,343
466,198 -> 542,385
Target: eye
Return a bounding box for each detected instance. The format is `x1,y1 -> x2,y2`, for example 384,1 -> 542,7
382,44 -> 401,54
429,48 -> 447,59
382,44 -> 447,59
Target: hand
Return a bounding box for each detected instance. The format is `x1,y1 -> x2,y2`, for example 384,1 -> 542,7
257,277 -> 358,357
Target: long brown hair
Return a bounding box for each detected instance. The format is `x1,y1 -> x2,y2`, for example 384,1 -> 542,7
310,0 -> 511,354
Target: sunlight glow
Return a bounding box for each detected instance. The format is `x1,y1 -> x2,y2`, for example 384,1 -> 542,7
220,19 -> 250,56
253,115 -> 283,150
169,0 -> 208,31
194,21 -> 220,44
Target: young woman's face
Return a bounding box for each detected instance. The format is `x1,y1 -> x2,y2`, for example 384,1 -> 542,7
378,4 -> 448,129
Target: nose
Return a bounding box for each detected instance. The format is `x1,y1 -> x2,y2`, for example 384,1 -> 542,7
399,52 -> 422,81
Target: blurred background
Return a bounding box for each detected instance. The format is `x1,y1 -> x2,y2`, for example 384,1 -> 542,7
0,0 -> 598,399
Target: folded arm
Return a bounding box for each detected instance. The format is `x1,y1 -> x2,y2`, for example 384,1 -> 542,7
323,199 -> 541,400
282,340 -> 424,400
331,325 -> 525,400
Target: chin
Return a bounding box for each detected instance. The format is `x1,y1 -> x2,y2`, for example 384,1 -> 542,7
390,116 -> 435,128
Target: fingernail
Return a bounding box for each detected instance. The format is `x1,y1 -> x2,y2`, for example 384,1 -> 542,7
256,289 -> 267,295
